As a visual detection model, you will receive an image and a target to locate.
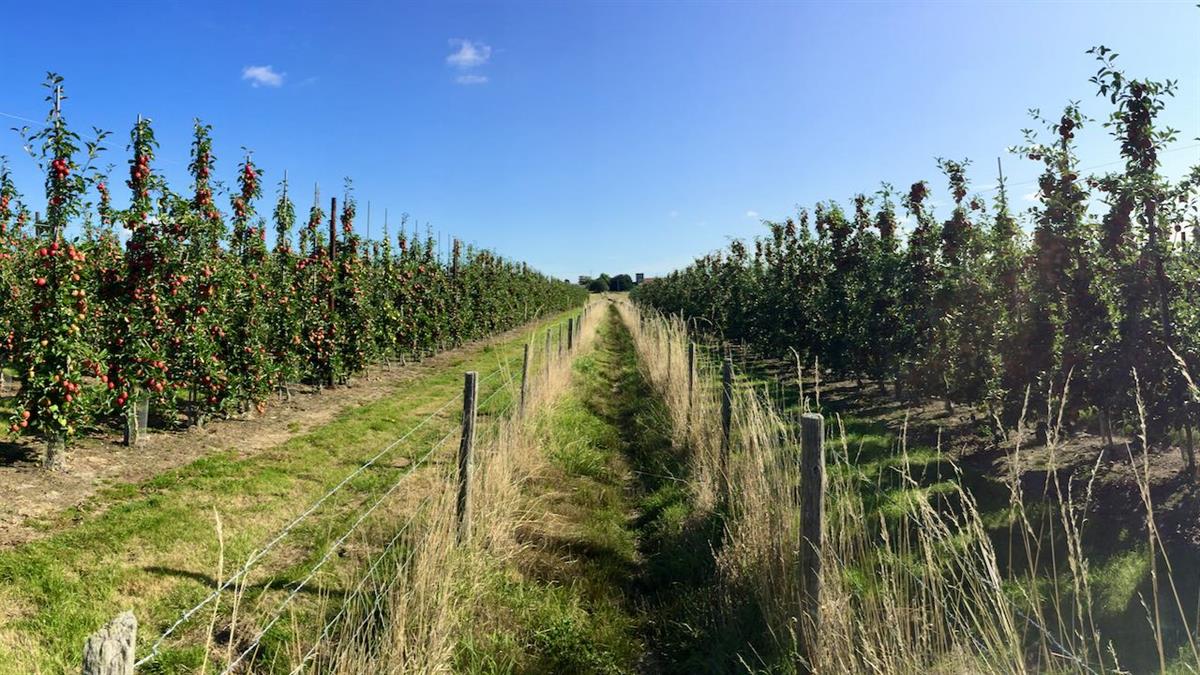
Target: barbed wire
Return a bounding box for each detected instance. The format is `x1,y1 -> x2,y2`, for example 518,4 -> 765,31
286,493 -> 437,674
220,424 -> 461,674
290,387 -> 523,672
134,360 -> 505,667
134,322 -> 554,667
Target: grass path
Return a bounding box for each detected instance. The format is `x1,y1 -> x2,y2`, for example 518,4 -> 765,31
456,303 -> 730,674
0,310 -> 580,674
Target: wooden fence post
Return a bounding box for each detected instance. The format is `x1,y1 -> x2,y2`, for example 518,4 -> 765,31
721,357 -> 733,502
687,342 -> 696,405
567,318 -> 574,351
455,372 -> 478,544
82,612 -> 137,675
685,341 -> 697,438
327,196 -> 338,388
519,343 -> 531,415
667,340 -> 672,382
799,413 -> 826,671
544,328 -> 552,380
1185,400 -> 1197,480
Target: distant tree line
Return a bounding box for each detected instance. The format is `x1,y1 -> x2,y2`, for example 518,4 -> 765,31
633,46 -> 1200,459
579,273 -> 636,293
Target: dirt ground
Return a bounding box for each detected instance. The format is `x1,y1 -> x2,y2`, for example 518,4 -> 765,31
715,338 -> 1199,549
0,325 -> 536,550
813,376 -> 1200,551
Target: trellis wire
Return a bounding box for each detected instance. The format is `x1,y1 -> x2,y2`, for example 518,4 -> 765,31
220,424 -> 461,674
135,363 -> 507,666
286,493 -> 437,674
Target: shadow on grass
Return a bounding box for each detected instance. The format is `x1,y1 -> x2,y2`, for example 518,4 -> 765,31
142,565 -> 348,602
600,308 -> 794,673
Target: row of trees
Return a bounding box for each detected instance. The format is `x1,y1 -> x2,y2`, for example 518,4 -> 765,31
633,48 -> 1200,453
579,273 -> 637,293
0,75 -> 586,468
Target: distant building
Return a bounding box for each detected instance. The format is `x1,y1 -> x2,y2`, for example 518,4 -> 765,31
578,275 -> 590,284
635,272 -> 645,284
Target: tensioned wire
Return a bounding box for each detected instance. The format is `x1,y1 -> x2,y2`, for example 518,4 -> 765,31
285,393 -> 521,674
283,331 -> 565,672
134,362 -> 507,667
226,380 -> 523,672
219,423 -> 462,675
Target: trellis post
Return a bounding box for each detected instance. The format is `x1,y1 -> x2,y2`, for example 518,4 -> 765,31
798,413 -> 826,671
82,612 -> 137,675
519,343 -> 530,415
720,357 -> 733,502
455,372 -> 478,543
327,196 -> 338,388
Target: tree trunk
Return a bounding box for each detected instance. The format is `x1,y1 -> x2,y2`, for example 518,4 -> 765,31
1147,200 -> 1174,347
44,433 -> 65,471
123,398 -> 149,446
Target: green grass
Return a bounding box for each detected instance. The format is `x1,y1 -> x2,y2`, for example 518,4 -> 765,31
0,310 -> 580,674
455,311 -> 644,673
458,304 -> 777,674
724,358 -> 1200,673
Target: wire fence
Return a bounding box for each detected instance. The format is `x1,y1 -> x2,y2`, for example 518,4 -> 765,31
127,311 -> 580,671
134,362 -> 511,668
220,424 -> 461,674
222,341 -> 530,672
638,306 -> 1102,674
64,306 -> 590,672
286,492 -> 437,674
290,389 -> 523,673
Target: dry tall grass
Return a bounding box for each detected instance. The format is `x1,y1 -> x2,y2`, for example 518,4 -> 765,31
275,302 -> 604,673
618,299 -> 1197,674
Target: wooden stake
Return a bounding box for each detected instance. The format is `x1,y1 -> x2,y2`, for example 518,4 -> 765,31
327,197 -> 337,387
567,318 -> 574,351
721,357 -> 733,501
519,343 -> 531,415
799,413 -> 826,671
456,372 -> 478,544
82,612 -> 136,675
1185,400 -> 1196,480
687,341 -> 696,417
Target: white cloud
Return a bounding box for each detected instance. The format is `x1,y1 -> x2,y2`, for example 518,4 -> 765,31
1022,190 -> 1042,202
455,74 -> 488,85
447,39 -> 492,69
746,210 -> 759,219
242,65 -> 285,88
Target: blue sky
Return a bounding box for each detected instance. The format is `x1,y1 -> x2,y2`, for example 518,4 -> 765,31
0,1 -> 1197,280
